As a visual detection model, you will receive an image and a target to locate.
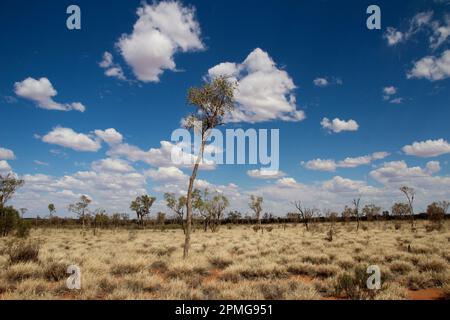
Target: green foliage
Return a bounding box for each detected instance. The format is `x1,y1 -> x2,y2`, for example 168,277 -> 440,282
0,173 -> 25,207
334,266 -> 374,299
130,195 -> 156,226
15,219 -> 31,238
0,206 -> 20,237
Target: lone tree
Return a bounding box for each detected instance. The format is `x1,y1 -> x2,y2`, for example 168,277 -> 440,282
68,195 -> 91,229
48,203 -> 56,217
164,192 -> 187,233
362,204 -> 381,222
130,195 -> 156,228
249,195 -> 263,231
400,186 -> 415,228
0,173 -> 25,209
392,202 -> 410,220
205,193 -> 229,232
426,201 -> 449,227
182,76 -> 236,258
0,173 -> 24,237
352,197 -> 361,231
293,201 -> 317,231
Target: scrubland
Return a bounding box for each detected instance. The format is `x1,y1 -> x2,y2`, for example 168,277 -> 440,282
0,221 -> 448,300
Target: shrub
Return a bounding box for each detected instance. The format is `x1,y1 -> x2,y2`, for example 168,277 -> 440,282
334,266 -> 376,300
44,262 -> 68,281
0,206 -> 20,237
209,256 -> 233,269
111,263 -> 141,276
15,219 -> 31,238
7,240 -> 40,264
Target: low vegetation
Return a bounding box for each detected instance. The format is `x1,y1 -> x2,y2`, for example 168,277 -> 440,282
0,221 -> 448,300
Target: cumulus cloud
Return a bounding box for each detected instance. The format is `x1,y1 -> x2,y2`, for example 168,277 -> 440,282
99,52 -> 126,80
207,48 -> 305,123
430,15 -> 450,49
117,1 -> 204,82
303,159 -> 337,172
0,147 -> 15,160
384,11 -> 434,47
369,160 -> 448,190
14,77 -> 85,112
303,152 -> 389,171
402,138 -> 450,157
94,128 -> 123,145
313,78 -> 329,87
321,117 -> 359,133
247,169 -> 286,179
383,86 -> 397,97
384,27 -> 404,46
407,50 -> 450,81
0,160 -> 12,173
13,168 -> 148,216
91,158 -> 134,173
108,140 -> 215,170
41,127 -> 101,152
145,166 -> 188,182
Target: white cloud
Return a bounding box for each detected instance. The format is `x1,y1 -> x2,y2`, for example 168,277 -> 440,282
91,158 -> 134,173
107,140 -> 216,170
247,169 -> 286,179
303,152 -> 389,171
313,78 -> 329,87
389,98 -> 404,104
41,127 -> 101,152
34,160 -> 49,166
383,86 -> 397,96
321,117 -> 359,133
276,177 -> 298,187
384,27 -> 404,46
402,138 -> 450,157
14,169 -> 148,216
322,176 -> 366,193
0,147 -> 15,160
303,159 -> 337,172
94,128 -> 123,145
99,52 -> 126,80
407,50 -> 450,81
145,166 -> 187,182
0,160 -> 12,173
426,160 -> 441,174
430,16 -> 450,49
369,160 -> 450,196
207,48 -> 305,123
14,77 -> 85,112
117,2 -> 204,82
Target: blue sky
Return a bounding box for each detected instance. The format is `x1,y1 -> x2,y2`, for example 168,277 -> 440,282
1,0 -> 450,217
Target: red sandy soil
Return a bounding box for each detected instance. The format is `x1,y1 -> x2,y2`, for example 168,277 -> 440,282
407,288 -> 445,300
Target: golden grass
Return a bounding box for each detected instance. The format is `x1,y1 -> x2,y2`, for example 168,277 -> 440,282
0,221 -> 448,300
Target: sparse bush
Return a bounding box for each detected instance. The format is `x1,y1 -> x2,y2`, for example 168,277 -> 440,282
259,283 -> 285,299
44,262 -> 67,281
111,263 -> 141,276
150,260 -> 168,273
209,256 -> 233,269
0,206 -> 20,237
15,219 -> 31,238
7,240 -> 40,264
334,266 -> 376,300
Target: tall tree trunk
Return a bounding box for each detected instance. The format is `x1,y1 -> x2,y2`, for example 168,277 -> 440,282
183,139 -> 206,259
